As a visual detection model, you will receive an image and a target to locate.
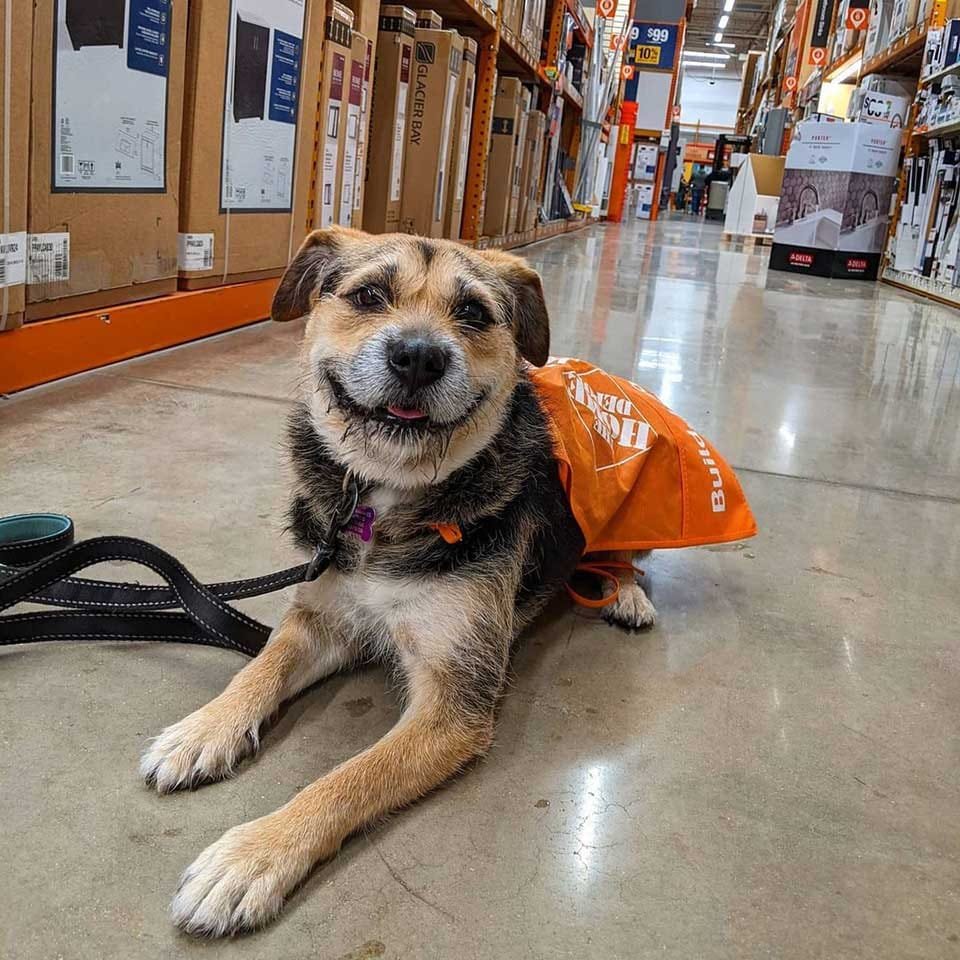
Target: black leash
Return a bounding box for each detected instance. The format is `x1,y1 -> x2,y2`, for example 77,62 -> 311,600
0,477 -> 362,658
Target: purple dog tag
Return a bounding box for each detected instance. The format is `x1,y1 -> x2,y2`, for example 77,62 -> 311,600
344,505 -> 376,542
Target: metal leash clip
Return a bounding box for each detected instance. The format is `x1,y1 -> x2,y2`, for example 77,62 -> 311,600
304,473 -> 361,582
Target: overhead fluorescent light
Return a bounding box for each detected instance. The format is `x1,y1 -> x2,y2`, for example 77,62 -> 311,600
709,41 -> 737,48
714,31 -> 723,41
683,61 -> 724,68
682,50 -> 731,59
724,0 -> 736,9
718,14 -> 730,28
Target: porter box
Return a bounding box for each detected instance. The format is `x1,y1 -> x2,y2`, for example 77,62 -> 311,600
337,30 -> 368,226
351,34 -> 375,228
399,26 -> 464,236
364,5 -> 416,233
771,120 -> 901,280
318,2 -> 354,228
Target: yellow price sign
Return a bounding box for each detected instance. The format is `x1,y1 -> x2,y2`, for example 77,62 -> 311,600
634,44 -> 663,66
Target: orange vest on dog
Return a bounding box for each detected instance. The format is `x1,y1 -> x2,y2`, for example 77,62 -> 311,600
529,359 -> 757,554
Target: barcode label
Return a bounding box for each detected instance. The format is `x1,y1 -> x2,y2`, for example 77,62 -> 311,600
27,233 -> 70,285
177,233 -> 215,272
60,154 -> 75,177
0,232 -> 28,289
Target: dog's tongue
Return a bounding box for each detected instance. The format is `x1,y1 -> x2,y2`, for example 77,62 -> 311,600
387,404 -> 426,420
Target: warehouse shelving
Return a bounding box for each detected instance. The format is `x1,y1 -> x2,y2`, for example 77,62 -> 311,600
2,0 -> 598,393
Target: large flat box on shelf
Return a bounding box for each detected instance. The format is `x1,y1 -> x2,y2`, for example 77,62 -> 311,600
0,0 -> 30,331
318,2 -> 354,228
507,89 -> 533,233
519,110 -> 546,232
770,120 -> 901,280
484,77 -> 525,238
364,6 -> 416,234
350,33 -> 375,228
444,37 -> 477,239
399,27 -> 464,236
25,0 -> 187,320
178,0 -> 323,290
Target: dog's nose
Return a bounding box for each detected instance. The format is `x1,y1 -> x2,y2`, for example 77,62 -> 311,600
387,337 -> 448,393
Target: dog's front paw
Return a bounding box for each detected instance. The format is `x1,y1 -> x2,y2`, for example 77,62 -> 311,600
171,816 -> 313,937
140,699 -> 259,793
603,581 -> 657,631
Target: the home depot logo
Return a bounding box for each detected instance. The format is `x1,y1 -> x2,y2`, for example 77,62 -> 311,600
416,41 -> 435,63
563,368 -> 657,468
688,431 -> 726,513
789,251 -> 813,267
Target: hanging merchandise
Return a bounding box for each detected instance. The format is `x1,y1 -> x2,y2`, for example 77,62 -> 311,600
770,119 -> 902,279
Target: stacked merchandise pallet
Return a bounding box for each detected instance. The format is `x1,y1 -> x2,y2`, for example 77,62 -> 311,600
0,0 -> 594,393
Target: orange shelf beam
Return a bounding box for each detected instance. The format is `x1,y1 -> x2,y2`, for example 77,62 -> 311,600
1,279 -> 278,394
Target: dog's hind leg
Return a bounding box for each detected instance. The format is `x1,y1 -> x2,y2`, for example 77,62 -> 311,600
599,550 -> 657,631
141,606 -> 355,793
169,647 -> 502,937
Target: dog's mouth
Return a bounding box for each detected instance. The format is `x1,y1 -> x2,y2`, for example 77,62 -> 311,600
323,370 -> 485,433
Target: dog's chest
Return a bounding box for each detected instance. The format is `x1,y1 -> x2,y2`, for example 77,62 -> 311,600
296,488 -> 460,655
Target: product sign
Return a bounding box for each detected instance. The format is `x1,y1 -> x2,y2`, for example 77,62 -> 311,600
624,21 -> 679,100
809,0 -> 836,48
598,0 -> 617,17
221,0 -> 306,211
52,0 -> 170,191
846,0 -> 870,28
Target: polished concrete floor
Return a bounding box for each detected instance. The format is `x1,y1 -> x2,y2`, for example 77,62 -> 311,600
2,217 -> 959,959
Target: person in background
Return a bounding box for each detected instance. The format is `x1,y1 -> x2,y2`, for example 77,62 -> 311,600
690,167 -> 707,215
675,176 -> 689,212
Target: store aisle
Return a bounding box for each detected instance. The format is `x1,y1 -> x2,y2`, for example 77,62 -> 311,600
2,219 -> 959,960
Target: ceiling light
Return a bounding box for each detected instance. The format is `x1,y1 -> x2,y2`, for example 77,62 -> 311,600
714,31 -> 723,41
718,14 -> 729,28
683,61 -> 724,68
709,41 -> 737,48
682,50 -> 731,59
724,0 -> 735,10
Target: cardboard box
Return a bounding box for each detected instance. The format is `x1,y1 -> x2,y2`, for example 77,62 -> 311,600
444,37 -> 477,239
399,27 -> 464,236
337,30 -> 367,226
177,0 -> 324,290
416,9 -> 443,27
26,0 -> 187,320
484,77 -> 525,237
0,0 -> 30,331
319,3 -> 355,229
507,88 -> 533,233
364,6 -> 416,234
351,34 -> 375,228
519,110 -> 546,232
504,0 -> 522,36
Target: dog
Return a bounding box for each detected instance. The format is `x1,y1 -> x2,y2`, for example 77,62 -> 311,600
140,227 -> 656,936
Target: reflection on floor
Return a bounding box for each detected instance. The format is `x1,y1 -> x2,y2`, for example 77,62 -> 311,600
1,216 -> 959,960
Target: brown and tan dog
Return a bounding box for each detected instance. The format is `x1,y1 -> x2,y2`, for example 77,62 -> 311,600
140,228 -> 655,936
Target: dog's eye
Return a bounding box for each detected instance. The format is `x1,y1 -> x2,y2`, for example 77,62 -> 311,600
347,286 -> 385,310
454,300 -> 491,330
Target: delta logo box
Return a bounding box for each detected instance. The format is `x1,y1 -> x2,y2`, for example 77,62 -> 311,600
770,120 -> 902,280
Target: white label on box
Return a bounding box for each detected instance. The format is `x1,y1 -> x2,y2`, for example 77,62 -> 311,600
454,78 -> 474,203
434,73 -> 459,223
221,0 -> 305,211
391,42 -> 412,204
53,0 -> 170,190
353,44 -> 371,215
0,232 -> 27,288
177,233 -> 215,271
27,233 -> 70,284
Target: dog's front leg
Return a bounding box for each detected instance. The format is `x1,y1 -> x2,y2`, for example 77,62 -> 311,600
141,605 -> 355,792
170,648 -> 503,937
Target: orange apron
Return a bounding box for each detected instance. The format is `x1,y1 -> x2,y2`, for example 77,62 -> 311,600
529,358 -> 757,555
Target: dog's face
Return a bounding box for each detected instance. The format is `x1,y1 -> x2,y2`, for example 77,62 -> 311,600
273,228 -> 550,488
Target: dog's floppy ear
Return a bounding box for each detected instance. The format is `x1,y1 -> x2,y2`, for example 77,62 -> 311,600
478,249 -> 550,366
272,228 -> 353,322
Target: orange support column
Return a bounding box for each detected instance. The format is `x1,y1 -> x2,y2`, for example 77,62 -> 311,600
606,101 -> 637,223
461,30 -> 498,242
